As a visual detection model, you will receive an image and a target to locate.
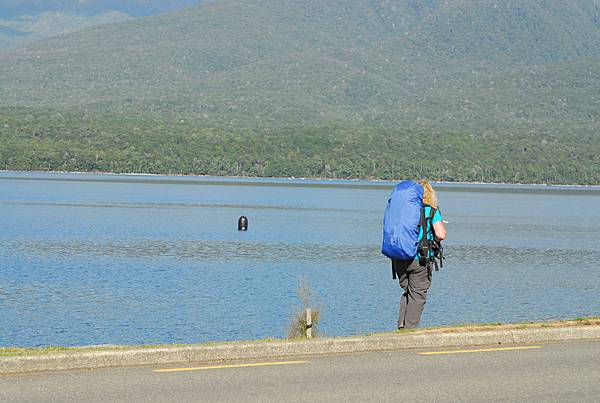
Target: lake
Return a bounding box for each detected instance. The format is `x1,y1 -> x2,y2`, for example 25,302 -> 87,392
1,172 -> 599,347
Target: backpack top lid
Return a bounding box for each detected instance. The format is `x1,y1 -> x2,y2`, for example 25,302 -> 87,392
393,179 -> 423,195
390,180 -> 424,206
381,180 -> 424,260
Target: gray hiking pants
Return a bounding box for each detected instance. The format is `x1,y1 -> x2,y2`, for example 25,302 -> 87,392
393,259 -> 431,329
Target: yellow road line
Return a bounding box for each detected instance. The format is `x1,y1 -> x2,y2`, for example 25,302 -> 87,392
418,346 -> 543,355
154,360 -> 308,373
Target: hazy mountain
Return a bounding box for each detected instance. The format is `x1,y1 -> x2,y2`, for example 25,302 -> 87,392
0,0 -> 208,48
1,0 -> 599,182
1,0 -> 598,132
0,11 -> 132,48
0,1 -> 205,18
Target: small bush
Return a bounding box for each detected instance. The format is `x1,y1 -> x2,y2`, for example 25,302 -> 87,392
288,276 -> 321,338
288,308 -> 321,339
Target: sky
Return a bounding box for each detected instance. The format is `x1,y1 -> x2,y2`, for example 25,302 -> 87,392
0,0 -> 206,18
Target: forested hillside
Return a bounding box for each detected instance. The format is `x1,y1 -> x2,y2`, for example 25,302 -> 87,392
1,0 -> 599,183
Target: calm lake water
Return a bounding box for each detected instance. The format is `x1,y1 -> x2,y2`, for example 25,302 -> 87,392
1,172 -> 599,347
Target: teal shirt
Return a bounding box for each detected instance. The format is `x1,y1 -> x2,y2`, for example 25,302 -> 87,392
416,206 -> 442,260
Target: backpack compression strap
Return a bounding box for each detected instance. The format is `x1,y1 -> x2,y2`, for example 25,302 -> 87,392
418,206 -> 437,267
424,206 -> 445,272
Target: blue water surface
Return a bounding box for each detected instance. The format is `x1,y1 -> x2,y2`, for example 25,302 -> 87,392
1,172 -> 599,347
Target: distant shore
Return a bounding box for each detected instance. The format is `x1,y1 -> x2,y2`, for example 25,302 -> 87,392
2,169 -> 599,189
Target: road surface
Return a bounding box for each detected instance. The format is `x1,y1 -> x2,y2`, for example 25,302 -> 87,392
2,340 -> 599,402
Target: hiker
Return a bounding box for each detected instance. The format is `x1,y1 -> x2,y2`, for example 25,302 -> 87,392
382,179 -> 446,329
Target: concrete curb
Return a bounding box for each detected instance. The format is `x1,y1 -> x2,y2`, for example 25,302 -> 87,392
2,325 -> 600,375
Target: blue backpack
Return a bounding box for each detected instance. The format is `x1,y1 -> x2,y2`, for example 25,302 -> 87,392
381,180 -> 424,260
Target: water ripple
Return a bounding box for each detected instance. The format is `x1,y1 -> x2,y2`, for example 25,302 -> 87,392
446,244 -> 599,268
0,200 -> 365,213
4,239 -> 598,267
4,239 -> 379,263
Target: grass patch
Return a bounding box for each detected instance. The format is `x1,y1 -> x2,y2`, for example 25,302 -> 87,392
2,317 -> 599,357
0,339 -> 286,357
0,346 -> 71,357
384,317 -> 600,336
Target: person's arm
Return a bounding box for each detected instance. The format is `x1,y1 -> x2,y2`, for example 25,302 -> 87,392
431,209 -> 446,241
433,220 -> 446,241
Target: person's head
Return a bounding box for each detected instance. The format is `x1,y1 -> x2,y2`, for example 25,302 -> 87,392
418,179 -> 438,209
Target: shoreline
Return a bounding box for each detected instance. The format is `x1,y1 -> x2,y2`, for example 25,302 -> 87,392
2,169 -> 599,189
1,318 -> 599,374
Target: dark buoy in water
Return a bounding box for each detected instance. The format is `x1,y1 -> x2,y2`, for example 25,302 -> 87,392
238,216 -> 248,231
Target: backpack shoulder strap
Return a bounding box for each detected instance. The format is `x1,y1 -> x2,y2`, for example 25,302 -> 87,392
426,206 -> 445,271
417,207 -> 428,263
424,206 -> 437,235
428,206 -> 437,220
419,206 -> 427,230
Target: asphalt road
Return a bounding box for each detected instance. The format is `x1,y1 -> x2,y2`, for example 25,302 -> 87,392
2,341 -> 599,402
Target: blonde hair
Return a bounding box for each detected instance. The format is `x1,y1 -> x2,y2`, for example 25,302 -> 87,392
418,179 -> 438,209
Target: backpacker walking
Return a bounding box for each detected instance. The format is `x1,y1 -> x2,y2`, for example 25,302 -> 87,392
381,179 -> 446,329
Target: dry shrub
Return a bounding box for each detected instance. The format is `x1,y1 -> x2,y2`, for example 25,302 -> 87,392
288,276 -> 321,338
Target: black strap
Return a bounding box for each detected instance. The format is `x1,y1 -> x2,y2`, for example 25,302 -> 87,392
430,207 -> 445,271
419,207 -> 427,238
428,207 -> 437,222
418,206 -> 436,259
423,206 -> 436,239
428,207 -> 443,271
